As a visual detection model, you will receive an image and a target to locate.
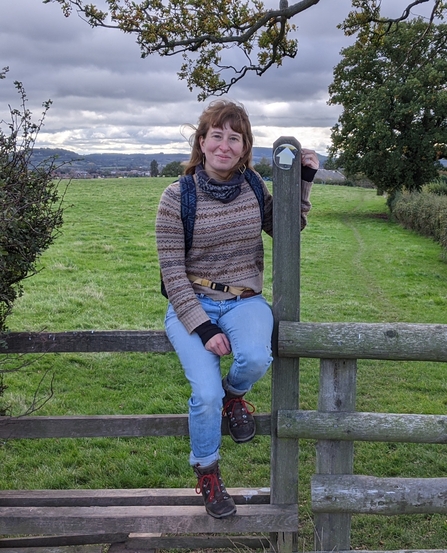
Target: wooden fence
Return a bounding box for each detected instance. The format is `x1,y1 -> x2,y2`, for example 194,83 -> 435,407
3,321 -> 447,553
2,138 -> 447,552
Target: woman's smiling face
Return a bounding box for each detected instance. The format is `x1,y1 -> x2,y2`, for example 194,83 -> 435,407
199,122 -> 245,181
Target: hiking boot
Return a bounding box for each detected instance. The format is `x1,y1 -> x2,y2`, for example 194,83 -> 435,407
222,388 -> 256,443
193,461 -> 237,518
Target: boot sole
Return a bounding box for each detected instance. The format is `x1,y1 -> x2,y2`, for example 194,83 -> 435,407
206,505 -> 237,518
229,430 -> 256,443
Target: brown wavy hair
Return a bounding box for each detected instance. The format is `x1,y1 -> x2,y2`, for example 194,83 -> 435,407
184,99 -> 253,176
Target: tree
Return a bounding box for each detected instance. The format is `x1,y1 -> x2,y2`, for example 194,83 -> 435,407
162,161 -> 184,177
327,17 -> 447,198
0,72 -> 66,333
150,159 -> 159,177
254,156 -> 272,178
44,0 -> 442,99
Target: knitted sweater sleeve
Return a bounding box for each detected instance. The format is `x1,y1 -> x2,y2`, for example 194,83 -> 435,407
155,184 -> 210,334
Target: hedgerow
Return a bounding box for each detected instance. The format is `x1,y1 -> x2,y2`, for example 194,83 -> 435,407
392,189 -> 447,258
0,71 -> 67,333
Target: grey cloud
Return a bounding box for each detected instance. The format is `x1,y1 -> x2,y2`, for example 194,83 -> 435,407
0,0 -> 431,154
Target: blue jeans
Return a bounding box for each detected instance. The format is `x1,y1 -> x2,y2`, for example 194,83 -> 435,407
165,294 -> 273,467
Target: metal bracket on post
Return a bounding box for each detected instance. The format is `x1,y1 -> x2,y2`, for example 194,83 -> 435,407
270,137 -> 302,553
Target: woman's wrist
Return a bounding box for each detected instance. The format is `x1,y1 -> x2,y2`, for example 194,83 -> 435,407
194,320 -> 222,346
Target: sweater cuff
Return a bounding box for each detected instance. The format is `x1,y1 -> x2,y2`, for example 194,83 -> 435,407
301,180 -> 313,213
194,321 -> 222,346
301,165 -> 318,183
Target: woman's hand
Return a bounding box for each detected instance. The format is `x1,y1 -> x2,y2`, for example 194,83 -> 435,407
301,148 -> 319,170
205,333 -> 232,356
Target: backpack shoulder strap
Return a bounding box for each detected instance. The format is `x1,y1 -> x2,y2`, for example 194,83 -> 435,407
244,168 -> 265,226
179,174 -> 197,254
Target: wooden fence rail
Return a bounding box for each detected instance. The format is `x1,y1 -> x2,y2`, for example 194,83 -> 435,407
312,475 -> 447,515
279,321 -> 447,361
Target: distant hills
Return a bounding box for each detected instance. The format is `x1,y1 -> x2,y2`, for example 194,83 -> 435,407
31,147 -> 328,177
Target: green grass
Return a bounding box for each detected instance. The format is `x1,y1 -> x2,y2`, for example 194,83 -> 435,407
2,178 -> 447,549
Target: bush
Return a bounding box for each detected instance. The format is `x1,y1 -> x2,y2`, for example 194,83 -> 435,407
424,179 -> 447,196
0,75 -> 67,332
392,190 -> 447,257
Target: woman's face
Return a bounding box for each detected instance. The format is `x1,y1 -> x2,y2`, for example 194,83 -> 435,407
199,122 -> 245,180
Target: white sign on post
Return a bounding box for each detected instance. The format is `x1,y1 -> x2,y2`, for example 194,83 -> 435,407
273,143 -> 298,170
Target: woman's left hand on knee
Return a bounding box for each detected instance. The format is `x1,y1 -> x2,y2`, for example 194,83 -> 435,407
205,333 -> 232,357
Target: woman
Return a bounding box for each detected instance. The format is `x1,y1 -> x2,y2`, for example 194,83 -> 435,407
156,99 -> 318,518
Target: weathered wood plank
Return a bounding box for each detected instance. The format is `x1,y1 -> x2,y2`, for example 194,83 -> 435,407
0,331 -> 173,354
301,550 -> 447,553
271,136 -> 302,553
0,546 -> 103,553
0,504 -> 298,535
109,533 -> 271,552
279,321 -> 447,361
314,359 -> 356,551
278,410 -> 447,443
312,475 -> 447,514
0,531 -> 271,551
0,487 -> 270,507
0,413 -> 271,439
0,533 -> 127,549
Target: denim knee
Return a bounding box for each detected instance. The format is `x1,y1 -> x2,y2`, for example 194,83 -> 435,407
189,385 -> 224,415
236,346 -> 272,377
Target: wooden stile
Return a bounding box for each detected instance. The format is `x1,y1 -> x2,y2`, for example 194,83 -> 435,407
3,138 -> 447,553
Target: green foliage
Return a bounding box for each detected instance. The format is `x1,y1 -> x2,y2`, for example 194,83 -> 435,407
0,78 -> 66,332
253,156 -> 272,178
150,159 -> 159,177
43,0 -> 315,99
425,177 -> 447,196
328,17 -> 447,196
392,189 -> 447,257
161,160 -> 184,177
42,1 -> 447,99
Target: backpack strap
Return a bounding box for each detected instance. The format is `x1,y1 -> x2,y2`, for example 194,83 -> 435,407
244,168 -> 265,227
179,174 -> 197,254
160,174 -> 196,299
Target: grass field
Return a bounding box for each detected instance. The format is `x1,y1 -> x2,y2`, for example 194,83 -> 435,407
2,177 -> 447,550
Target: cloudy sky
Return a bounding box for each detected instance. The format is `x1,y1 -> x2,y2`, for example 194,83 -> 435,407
1,0 -> 433,155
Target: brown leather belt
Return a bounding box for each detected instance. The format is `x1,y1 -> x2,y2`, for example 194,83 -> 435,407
187,274 -> 261,299
240,290 -> 262,299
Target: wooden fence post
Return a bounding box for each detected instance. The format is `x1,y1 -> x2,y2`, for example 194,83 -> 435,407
314,358 -> 357,551
271,137 -> 302,553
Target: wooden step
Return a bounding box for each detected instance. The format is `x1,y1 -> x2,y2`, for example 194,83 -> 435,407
108,533 -> 271,553
0,532 -> 271,551
0,503 -> 298,535
0,487 -> 270,507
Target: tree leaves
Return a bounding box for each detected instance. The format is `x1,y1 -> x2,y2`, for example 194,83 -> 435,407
45,0 -> 317,98
328,17 -> 447,197
0,81 -> 66,332
42,1 -> 447,99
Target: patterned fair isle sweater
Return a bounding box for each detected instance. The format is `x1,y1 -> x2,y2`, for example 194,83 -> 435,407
155,173 -> 312,334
